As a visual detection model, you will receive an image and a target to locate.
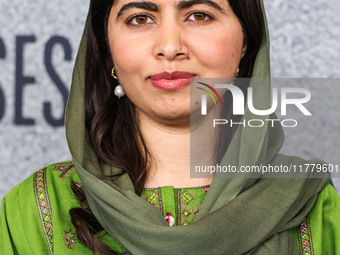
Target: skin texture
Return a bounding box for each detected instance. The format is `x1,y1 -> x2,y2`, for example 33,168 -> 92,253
108,0 -> 246,187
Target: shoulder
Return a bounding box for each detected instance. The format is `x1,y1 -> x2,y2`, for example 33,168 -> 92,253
1,160 -> 83,254
314,182 -> 340,204
31,160 -> 82,220
32,160 -> 82,201
293,183 -> 340,254
3,160 -> 81,209
308,183 -> 340,242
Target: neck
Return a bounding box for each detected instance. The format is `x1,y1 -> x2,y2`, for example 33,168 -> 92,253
138,109 -> 219,188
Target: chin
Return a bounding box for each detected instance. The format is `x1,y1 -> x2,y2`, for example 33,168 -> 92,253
153,107 -> 191,125
159,108 -> 190,119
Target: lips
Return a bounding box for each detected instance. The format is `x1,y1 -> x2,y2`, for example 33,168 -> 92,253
150,71 -> 196,80
149,71 -> 196,91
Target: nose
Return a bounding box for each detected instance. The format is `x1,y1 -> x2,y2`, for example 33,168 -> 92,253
153,18 -> 189,61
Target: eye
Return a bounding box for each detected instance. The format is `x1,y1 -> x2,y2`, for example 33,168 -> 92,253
128,15 -> 154,26
187,12 -> 212,22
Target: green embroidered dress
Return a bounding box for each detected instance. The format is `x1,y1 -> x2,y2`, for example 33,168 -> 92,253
1,161 -> 340,254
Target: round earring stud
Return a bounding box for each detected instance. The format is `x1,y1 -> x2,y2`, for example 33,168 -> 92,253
114,85 -> 125,98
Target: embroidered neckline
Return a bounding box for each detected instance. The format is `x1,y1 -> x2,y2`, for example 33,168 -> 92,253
141,184 -> 208,226
142,184 -> 211,191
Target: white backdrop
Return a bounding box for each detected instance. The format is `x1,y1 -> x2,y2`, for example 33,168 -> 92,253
0,0 -> 339,203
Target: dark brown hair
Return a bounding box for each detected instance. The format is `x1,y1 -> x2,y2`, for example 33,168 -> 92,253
70,0 -> 265,254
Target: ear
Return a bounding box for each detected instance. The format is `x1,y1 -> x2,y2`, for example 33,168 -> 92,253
241,38 -> 247,58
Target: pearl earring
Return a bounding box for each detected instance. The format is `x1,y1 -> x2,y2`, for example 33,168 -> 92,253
111,67 -> 125,98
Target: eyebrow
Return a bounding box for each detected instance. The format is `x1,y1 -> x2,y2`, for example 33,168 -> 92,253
116,0 -> 226,21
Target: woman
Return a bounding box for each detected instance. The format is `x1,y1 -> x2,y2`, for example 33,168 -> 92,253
1,0 -> 339,254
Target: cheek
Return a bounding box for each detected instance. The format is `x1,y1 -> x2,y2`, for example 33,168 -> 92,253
110,37 -> 141,72
109,26 -> 156,72
192,27 -> 244,75
109,35 -> 152,100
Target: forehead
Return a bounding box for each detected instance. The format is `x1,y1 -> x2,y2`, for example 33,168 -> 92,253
111,0 -> 232,21
112,0 -> 230,12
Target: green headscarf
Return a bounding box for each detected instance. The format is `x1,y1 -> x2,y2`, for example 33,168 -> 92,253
65,1 -> 331,254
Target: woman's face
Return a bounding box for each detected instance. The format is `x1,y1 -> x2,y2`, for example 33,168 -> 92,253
108,0 -> 246,124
